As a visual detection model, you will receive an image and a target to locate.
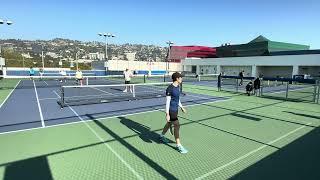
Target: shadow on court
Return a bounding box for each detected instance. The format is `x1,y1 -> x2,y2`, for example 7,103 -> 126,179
3,156 -> 53,180
231,127 -> 320,180
86,114 -> 178,180
283,111 -> 320,120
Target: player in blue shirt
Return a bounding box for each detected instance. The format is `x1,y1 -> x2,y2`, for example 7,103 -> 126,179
29,67 -> 35,80
159,72 -> 188,154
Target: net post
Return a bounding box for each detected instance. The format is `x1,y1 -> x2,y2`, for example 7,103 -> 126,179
198,75 -> 201,82
132,85 -> 136,98
60,86 -> 65,109
286,81 -> 289,99
144,74 -> 146,83
86,77 -> 89,85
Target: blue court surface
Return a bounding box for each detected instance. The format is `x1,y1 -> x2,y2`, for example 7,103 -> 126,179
0,78 -> 226,134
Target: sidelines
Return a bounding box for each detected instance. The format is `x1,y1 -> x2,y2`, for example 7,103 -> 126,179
195,122 -> 313,180
67,105 -> 143,180
33,80 -> 45,127
0,80 -> 21,109
0,98 -> 231,136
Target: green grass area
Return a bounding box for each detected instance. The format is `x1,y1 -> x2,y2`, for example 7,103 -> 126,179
0,79 -> 20,105
0,83 -> 319,179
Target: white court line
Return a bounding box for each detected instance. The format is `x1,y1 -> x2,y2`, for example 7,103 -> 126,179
53,90 -> 61,98
0,99 -> 231,136
67,105 -> 143,180
39,97 -> 59,101
43,81 -> 48,86
33,80 -> 45,127
195,122 -> 312,180
0,80 -> 21,109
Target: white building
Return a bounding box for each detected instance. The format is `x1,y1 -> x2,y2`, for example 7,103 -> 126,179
46,52 -> 59,59
87,52 -> 105,60
183,51 -> 320,78
124,52 -> 136,61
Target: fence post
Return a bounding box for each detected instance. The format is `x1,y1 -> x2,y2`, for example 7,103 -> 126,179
236,78 -> 239,92
261,79 -> 264,96
285,81 -> 289,99
317,80 -> 320,104
313,83 -> 317,103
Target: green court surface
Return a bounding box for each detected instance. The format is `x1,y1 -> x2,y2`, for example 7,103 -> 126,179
0,83 -> 319,179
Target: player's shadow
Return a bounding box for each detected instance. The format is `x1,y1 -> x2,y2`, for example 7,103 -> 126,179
119,117 -> 176,147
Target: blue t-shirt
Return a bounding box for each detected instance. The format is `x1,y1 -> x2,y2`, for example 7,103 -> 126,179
29,69 -> 35,75
166,84 -> 180,112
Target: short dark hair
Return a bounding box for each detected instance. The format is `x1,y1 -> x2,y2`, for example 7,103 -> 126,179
171,72 -> 182,82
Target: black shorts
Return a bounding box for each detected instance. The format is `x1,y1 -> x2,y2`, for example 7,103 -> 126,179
125,81 -> 130,84
169,111 -> 178,121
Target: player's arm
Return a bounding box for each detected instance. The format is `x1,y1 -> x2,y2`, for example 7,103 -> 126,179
165,86 -> 173,122
179,100 -> 186,113
165,96 -> 171,122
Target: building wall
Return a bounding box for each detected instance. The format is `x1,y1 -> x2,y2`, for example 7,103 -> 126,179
258,66 -> 293,78
107,60 -> 182,72
221,66 -> 252,76
183,54 -> 320,66
299,66 -> 320,77
183,54 -> 320,77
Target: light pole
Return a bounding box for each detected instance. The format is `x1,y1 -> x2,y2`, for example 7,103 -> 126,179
166,41 -> 174,73
98,33 -> 115,70
75,49 -> 84,70
0,19 -> 13,58
41,45 -> 45,70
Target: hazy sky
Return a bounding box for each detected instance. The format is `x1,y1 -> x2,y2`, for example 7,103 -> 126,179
0,0 -> 319,48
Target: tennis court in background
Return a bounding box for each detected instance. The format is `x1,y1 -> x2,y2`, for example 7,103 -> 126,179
0,75 -> 319,179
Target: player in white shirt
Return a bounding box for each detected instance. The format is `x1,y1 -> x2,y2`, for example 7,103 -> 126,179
123,69 -> 133,93
75,69 -> 83,86
60,69 -> 67,82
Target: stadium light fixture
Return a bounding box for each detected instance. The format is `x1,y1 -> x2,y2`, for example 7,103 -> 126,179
166,41 -> 174,72
98,32 -> 116,69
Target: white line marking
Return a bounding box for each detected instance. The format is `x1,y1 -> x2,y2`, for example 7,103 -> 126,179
0,99 -> 230,136
195,123 -> 312,180
33,80 -> 45,127
0,80 -> 21,109
68,105 -> 143,180
43,81 -> 48,86
39,97 -> 59,101
53,90 -> 61,98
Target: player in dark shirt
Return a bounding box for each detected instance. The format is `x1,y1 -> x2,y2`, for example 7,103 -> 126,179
159,72 -> 188,154
239,70 -> 244,86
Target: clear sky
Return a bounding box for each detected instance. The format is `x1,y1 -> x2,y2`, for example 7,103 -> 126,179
0,0 -> 319,48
